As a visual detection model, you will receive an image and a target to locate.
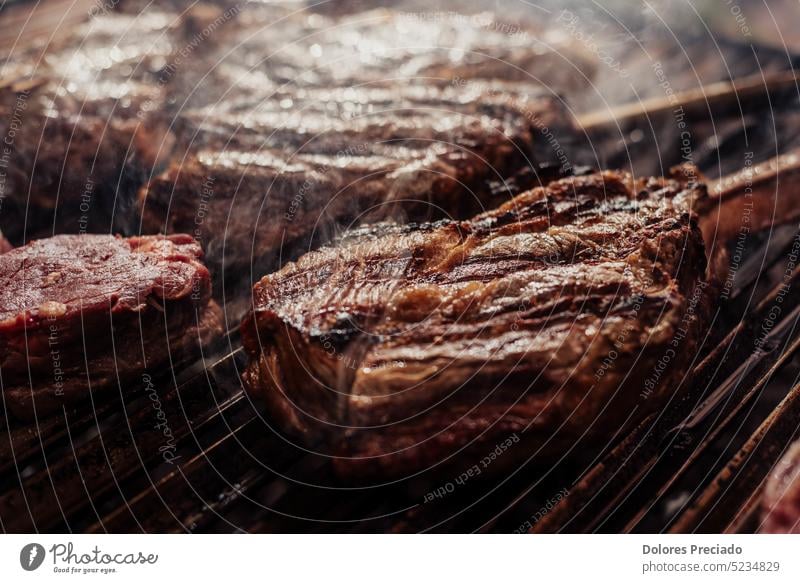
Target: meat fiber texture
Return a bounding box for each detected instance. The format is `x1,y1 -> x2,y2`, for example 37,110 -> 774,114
134,5 -> 587,272
241,169 -> 711,479
761,441 -> 800,533
0,234 -> 222,419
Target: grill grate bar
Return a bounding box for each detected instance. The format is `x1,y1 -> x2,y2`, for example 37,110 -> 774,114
0,335 -> 235,478
622,322 -> 800,532
669,379 -> 800,533
88,417 -> 276,533
525,260 -> 800,533
0,348 -> 247,532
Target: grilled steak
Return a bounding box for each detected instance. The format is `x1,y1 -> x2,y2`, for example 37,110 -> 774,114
2,3 -> 587,259
135,6 -> 585,271
761,441 -> 800,533
0,234 -> 222,419
241,168 -> 711,478
0,10 -> 184,241
139,83 -> 571,270
0,2 -> 245,240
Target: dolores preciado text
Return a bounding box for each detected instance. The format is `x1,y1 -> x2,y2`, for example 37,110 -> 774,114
643,544 -> 743,555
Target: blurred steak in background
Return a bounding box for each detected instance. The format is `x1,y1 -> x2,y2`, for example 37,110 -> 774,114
140,82 -> 572,272
0,9 -> 188,241
1,1 -> 594,274
136,6 -> 590,273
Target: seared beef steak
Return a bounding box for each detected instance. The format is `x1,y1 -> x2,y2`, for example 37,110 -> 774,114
0,234 -> 222,419
136,5 -> 585,271
139,83 -> 570,270
241,169 -> 710,478
0,11 -> 187,240
2,3 -> 587,256
761,441 -> 800,533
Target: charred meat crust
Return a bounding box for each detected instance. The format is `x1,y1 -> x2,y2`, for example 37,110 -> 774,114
0,234 -> 222,418
241,169 -> 712,478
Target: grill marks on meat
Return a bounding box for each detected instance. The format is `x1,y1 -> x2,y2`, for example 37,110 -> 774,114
241,170 -> 710,477
0,234 -> 222,418
139,82 -> 565,269
2,4 -> 583,270
133,6 -> 581,271
0,10 -> 188,239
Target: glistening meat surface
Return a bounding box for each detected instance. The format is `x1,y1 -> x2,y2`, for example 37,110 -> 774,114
0,9 -> 186,239
140,82 -> 568,270
135,6 -> 585,272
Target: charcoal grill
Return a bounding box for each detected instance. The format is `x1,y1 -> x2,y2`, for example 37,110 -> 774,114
3,0 -> 800,533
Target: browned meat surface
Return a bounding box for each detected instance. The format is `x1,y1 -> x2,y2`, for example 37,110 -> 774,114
140,82 -> 570,269
1,3 -> 587,262
0,234 -> 222,419
198,8 -> 594,93
134,5 -> 586,271
761,441 -> 800,533
0,10 -> 190,240
241,169 -> 711,478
